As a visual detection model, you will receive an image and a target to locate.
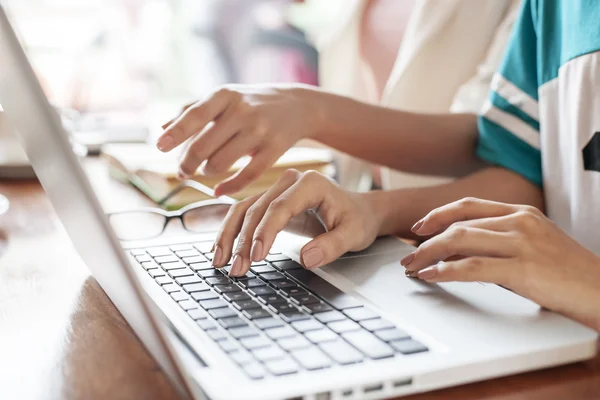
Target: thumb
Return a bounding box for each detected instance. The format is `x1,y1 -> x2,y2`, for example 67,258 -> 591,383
300,225 -> 354,270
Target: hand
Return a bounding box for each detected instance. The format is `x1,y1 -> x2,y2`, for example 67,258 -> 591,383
211,169 -> 382,277
156,85 -> 323,196
401,197 -> 600,329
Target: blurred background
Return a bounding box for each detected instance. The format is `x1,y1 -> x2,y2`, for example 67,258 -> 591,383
3,0 -> 344,145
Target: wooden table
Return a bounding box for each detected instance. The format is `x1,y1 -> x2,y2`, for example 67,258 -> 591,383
1,159 -> 599,400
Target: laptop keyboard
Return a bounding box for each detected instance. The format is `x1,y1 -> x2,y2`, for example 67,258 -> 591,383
130,242 -> 428,380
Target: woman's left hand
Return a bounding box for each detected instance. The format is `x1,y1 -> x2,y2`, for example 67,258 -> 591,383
401,198 -> 600,329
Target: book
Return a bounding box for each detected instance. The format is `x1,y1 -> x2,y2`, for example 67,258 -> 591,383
101,143 -> 334,210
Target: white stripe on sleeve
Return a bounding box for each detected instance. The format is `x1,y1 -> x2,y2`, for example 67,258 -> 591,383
491,73 -> 539,121
481,99 -> 541,149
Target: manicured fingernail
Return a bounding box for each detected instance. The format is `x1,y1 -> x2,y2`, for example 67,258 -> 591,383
418,266 -> 438,281
178,169 -> 190,180
157,135 -> 174,152
400,251 -> 416,267
212,245 -> 223,267
251,240 -> 263,262
411,219 -> 424,233
230,254 -> 243,276
302,247 -> 324,269
405,269 -> 416,278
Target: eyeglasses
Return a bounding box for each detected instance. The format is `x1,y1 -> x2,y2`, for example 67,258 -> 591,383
107,180 -> 235,241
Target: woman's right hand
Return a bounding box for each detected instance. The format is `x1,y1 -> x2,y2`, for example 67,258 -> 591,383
157,84 -> 324,196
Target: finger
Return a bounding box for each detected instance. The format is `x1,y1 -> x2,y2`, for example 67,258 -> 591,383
177,105 -> 243,178
300,223 -> 358,270
413,197 -> 539,236
202,128 -> 266,176
402,226 -> 518,272
229,169 -> 302,276
212,195 -> 260,268
213,148 -> 281,196
161,102 -> 195,130
417,257 -> 514,286
157,89 -> 231,152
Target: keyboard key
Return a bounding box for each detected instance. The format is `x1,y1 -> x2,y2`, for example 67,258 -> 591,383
141,261 -> 160,270
215,284 -> 241,295
277,336 -> 311,351
232,300 -> 262,311
219,317 -> 249,329
206,276 -> 232,286
240,336 -> 271,350
147,247 -> 172,257
270,259 -> 301,271
199,299 -> 228,310
328,320 -> 361,334
223,292 -> 251,303
182,282 -> 210,293
341,331 -> 394,359
251,261 -> 268,266
168,268 -> 194,278
187,308 -> 208,320
290,294 -> 319,306
178,300 -> 198,311
148,268 -> 166,278
314,311 -> 346,324
239,278 -> 266,288
266,254 -> 292,262
199,269 -> 224,278
197,319 -> 218,331
155,255 -> 179,264
268,302 -> 296,313
176,249 -> 201,258
191,291 -> 219,301
170,291 -> 190,302
302,302 -> 333,314
230,350 -> 254,365
291,319 -> 323,333
260,272 -> 286,281
161,261 -> 187,271
242,362 -> 266,380
281,310 -> 310,323
319,340 -> 363,365
250,264 -> 276,274
271,280 -> 297,290
392,339 -> 426,354
280,286 -> 308,297
264,357 -> 298,376
193,242 -> 214,253
169,244 -> 194,252
305,329 -> 338,344
182,256 -> 208,265
258,294 -> 286,305
229,326 -> 260,339
265,326 -> 296,340
286,269 -> 362,310
162,283 -> 181,294
176,275 -> 203,286
135,254 -> 152,263
209,307 -> 238,319
242,308 -> 272,320
254,317 -> 284,330
343,307 -> 379,322
374,328 -> 411,342
207,329 -> 227,342
203,252 -> 216,260
291,347 -> 331,370
190,262 -> 212,271
155,275 -> 174,285
234,271 -> 256,280
217,339 -> 237,352
130,249 -> 147,256
252,346 -> 286,362
359,318 -> 395,332
249,286 -> 276,296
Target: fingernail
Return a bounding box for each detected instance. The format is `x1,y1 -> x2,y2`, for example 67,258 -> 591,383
400,251 -> 416,267
405,269 -> 416,278
157,135 -> 174,152
250,240 -> 263,262
230,254 -> 243,276
178,169 -> 190,181
418,266 -> 438,281
302,247 -> 324,269
212,245 -> 223,267
411,219 -> 424,233
210,241 -> 216,252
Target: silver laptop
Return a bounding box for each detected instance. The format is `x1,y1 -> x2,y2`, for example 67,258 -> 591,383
0,7 -> 597,400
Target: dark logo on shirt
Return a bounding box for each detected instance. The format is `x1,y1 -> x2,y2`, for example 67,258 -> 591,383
583,132 -> 600,172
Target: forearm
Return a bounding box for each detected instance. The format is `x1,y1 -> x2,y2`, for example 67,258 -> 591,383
306,88 -> 481,177
368,166 -> 545,239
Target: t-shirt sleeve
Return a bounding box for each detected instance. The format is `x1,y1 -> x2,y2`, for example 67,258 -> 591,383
476,0 -> 543,187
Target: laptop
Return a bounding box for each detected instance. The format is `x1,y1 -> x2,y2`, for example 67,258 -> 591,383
0,7 -> 597,400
